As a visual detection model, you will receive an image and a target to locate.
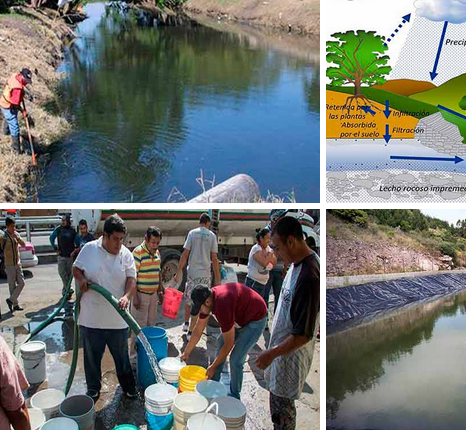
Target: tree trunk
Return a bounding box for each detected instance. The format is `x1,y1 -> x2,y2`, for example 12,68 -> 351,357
354,80 -> 361,96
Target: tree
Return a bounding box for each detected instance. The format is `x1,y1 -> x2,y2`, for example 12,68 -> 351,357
326,30 -> 391,111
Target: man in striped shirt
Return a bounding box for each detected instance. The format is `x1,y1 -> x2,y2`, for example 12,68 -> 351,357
129,226 -> 165,361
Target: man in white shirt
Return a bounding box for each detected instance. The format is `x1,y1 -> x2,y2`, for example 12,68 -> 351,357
72,214 -> 138,402
174,213 -> 221,340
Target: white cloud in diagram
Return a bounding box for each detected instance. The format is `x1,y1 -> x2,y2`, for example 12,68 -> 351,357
414,0 -> 466,24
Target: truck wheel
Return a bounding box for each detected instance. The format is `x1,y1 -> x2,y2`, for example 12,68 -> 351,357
160,249 -> 187,293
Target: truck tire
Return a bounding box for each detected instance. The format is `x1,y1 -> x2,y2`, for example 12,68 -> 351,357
160,249 -> 187,293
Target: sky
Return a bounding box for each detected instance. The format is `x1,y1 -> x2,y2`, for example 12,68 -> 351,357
326,0 -> 417,70
421,209 -> 466,225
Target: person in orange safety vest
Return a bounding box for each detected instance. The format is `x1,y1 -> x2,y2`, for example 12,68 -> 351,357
0,69 -> 32,153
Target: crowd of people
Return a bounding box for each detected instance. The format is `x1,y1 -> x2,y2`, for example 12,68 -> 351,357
1,210 -> 319,430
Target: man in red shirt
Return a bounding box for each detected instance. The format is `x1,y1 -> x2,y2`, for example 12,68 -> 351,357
181,282 -> 267,399
0,69 -> 32,153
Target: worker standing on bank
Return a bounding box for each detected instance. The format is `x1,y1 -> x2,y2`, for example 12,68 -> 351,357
174,213 -> 221,340
0,68 -> 32,153
49,214 -> 77,300
256,216 -> 320,430
129,226 -> 165,363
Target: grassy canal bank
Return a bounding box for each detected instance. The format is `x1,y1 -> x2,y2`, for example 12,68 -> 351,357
0,7 -> 77,202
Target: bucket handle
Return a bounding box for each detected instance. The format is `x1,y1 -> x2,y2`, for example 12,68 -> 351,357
205,402 -> 218,416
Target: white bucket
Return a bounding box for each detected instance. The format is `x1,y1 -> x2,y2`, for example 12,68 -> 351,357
187,403 -> 226,430
215,397 -> 247,430
221,266 -> 238,284
144,383 -> 178,415
195,381 -> 228,403
59,395 -> 95,430
40,417 -> 79,430
28,408 -> 46,430
159,357 -> 186,384
21,341 -> 46,384
173,392 -> 209,430
31,389 -> 65,420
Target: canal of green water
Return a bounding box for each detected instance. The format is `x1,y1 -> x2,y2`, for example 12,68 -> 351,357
327,288 -> 466,430
38,3 -> 319,202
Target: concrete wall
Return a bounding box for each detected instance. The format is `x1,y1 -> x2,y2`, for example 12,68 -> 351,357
327,268 -> 466,289
415,112 -> 466,156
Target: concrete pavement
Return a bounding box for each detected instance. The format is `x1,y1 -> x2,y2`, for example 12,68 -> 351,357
0,262 -> 320,430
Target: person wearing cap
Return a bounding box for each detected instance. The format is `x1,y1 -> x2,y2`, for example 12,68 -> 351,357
180,282 -> 267,399
255,216 -> 320,430
0,68 -> 32,153
49,214 -> 77,300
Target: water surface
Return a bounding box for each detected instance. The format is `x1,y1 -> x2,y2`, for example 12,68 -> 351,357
327,290 -> 466,430
39,3 -> 319,202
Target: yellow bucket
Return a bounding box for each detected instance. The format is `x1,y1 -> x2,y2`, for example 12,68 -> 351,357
179,366 -> 207,392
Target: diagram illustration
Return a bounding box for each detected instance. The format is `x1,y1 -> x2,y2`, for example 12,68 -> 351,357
326,0 -> 466,202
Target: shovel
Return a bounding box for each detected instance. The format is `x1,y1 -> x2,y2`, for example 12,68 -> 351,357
21,101 -> 37,167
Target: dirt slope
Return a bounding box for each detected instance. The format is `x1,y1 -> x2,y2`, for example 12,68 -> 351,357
184,0 -> 320,35
0,7 -> 74,202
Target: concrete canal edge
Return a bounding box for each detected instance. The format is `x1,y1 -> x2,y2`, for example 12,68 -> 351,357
327,268 -> 466,289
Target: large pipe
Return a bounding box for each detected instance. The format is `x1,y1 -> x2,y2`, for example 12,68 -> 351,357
188,174 -> 260,203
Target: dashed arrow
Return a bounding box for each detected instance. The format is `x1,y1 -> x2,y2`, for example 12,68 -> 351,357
384,13 -> 412,46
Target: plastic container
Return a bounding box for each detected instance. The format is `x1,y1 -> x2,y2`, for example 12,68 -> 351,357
113,426 -> 139,430
179,366 -> 207,392
145,411 -> 174,430
59,394 -> 95,430
136,327 -> 168,390
20,341 -> 46,384
162,288 -> 183,319
215,396 -> 247,430
173,392 -> 209,430
187,403 -> 226,430
159,357 -> 186,385
40,417 -> 79,430
28,408 -> 46,430
195,381 -> 228,403
220,266 -> 238,284
31,389 -> 66,420
144,383 -> 178,415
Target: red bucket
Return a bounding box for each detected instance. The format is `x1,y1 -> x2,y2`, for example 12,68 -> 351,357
162,288 -> 183,319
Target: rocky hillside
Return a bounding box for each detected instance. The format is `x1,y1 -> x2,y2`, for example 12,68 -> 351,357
327,212 -> 457,277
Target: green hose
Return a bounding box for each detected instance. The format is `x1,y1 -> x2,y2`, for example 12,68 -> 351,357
16,273 -> 143,395
15,274 -> 75,359
65,283 -> 142,395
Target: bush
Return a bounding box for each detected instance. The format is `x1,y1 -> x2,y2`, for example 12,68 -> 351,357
330,209 -> 368,227
460,96 -> 466,111
440,242 -> 457,260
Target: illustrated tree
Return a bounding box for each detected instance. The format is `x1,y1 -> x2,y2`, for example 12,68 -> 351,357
327,30 -> 391,111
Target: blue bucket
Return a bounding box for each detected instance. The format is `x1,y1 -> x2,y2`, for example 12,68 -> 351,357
136,327 -> 168,390
145,411 -> 173,430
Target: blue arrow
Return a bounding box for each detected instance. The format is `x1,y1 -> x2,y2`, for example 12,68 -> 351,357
361,105 -> 376,116
390,155 -> 464,164
438,104 -> 466,120
384,100 -> 391,118
384,13 -> 412,46
430,21 -> 449,80
383,124 -> 392,143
